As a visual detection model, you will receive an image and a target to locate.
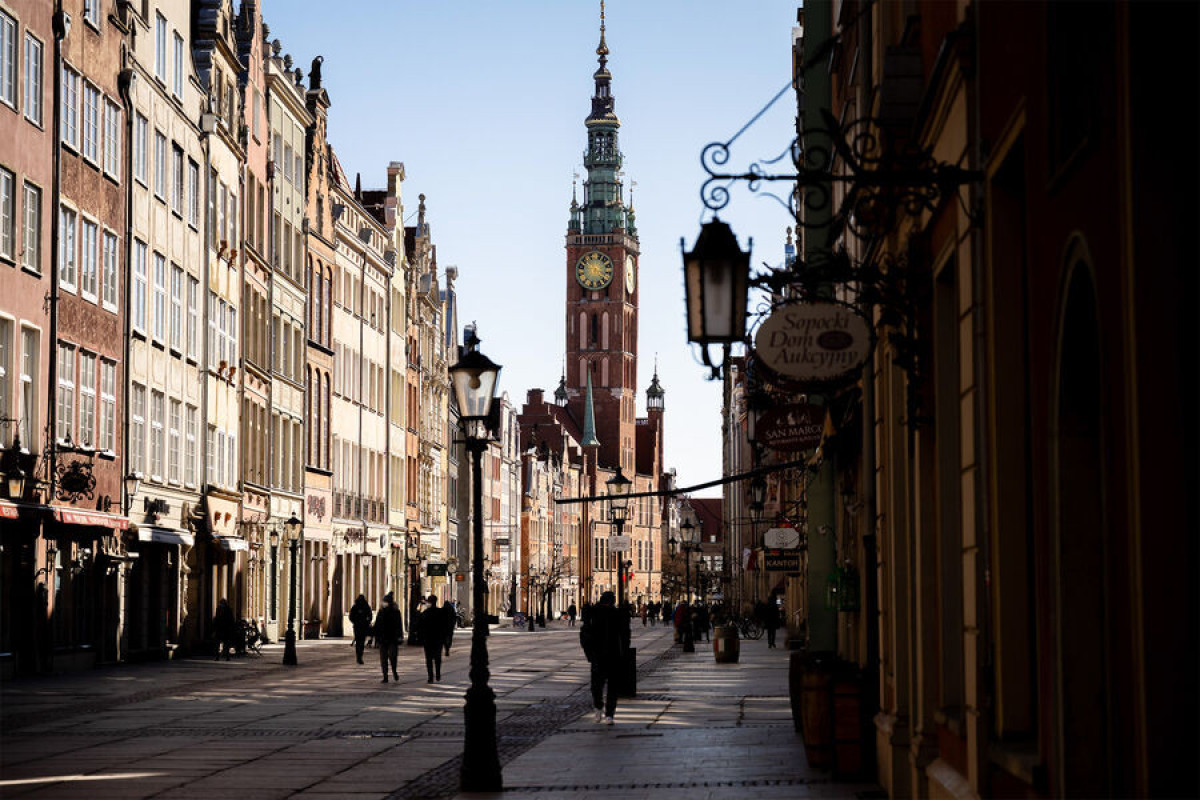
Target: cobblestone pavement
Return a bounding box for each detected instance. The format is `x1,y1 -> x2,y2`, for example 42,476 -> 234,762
1,622 -> 882,799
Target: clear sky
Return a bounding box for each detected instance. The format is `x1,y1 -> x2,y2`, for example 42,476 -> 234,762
267,1 -> 800,494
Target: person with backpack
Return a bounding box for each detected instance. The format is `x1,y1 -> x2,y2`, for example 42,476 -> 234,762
373,593 -> 403,683
580,591 -> 630,725
349,594 -> 373,665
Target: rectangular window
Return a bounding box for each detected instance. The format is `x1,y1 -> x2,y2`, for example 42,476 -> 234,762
172,31 -> 183,98
184,404 -> 197,485
23,34 -> 42,126
79,218 -> 97,300
217,299 -> 227,365
19,327 -> 36,446
170,263 -> 182,350
208,292 -> 218,369
0,11 -> 14,109
207,424 -> 215,484
83,0 -> 102,27
153,131 -> 166,198
152,252 -> 166,341
150,390 -> 164,479
154,13 -> 167,82
227,431 -> 235,489
186,274 -> 198,358
130,383 -> 145,474
187,159 -> 199,226
22,182 -> 40,272
78,351 -> 95,446
171,144 -> 183,214
132,239 -> 147,332
103,100 -> 120,176
101,230 -> 118,310
215,428 -> 225,486
58,206 -> 76,290
0,167 -> 12,260
133,113 -> 147,183
56,343 -> 74,443
82,82 -> 100,162
61,69 -> 79,148
168,398 -> 180,483
99,360 -> 115,452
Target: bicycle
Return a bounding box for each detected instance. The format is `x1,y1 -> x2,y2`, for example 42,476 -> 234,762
734,616 -> 764,640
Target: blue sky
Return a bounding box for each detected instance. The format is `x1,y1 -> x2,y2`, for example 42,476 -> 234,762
267,1 -> 800,493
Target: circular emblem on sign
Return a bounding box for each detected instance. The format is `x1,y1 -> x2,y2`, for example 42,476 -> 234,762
576,250 -> 614,290
752,301 -> 874,386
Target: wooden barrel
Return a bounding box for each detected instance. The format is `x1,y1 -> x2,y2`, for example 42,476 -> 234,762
833,674 -> 863,776
712,624 -> 740,663
796,655 -> 833,768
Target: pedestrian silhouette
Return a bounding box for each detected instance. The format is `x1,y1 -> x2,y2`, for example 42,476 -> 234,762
349,594 -> 373,664
212,599 -> 236,661
582,590 -> 629,725
418,594 -> 447,682
373,592 -> 403,683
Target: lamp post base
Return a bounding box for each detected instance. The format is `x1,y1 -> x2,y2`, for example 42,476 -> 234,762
461,683 -> 503,791
282,629 -> 298,665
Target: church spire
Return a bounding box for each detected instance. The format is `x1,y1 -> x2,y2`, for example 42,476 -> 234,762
581,371 -> 600,448
581,0 -> 627,236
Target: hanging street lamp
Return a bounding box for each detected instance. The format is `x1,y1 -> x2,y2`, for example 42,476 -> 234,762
681,218 -> 751,376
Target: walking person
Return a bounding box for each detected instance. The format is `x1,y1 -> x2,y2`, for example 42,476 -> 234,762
418,594 -> 447,682
442,599 -> 457,656
762,594 -> 781,648
640,602 -> 648,627
373,592 -> 403,683
567,601 -> 578,627
212,599 -> 236,661
581,590 -> 629,725
349,594 -> 373,665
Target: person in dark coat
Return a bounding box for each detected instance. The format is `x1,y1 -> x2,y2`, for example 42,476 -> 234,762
418,594 -> 447,682
349,594 -> 373,664
373,592 -> 403,683
582,590 -> 630,725
761,594 -> 781,648
567,601 -> 578,627
212,598 -> 236,661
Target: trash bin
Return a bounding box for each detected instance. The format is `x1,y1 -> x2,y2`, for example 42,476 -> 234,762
713,624 -> 740,663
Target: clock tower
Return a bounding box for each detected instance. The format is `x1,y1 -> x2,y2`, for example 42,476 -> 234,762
565,2 -> 640,475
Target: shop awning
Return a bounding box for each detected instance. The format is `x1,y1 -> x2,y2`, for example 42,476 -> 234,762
53,508 -> 130,530
212,535 -> 248,551
137,525 -> 195,547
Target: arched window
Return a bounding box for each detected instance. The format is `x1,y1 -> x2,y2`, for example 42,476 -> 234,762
591,313 -> 598,346
578,312 -> 587,350
601,358 -> 609,386
305,366 -> 313,464
601,312 -> 609,350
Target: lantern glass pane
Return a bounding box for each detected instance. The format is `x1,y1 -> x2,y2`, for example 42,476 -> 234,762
701,259 -> 735,339
684,255 -> 705,342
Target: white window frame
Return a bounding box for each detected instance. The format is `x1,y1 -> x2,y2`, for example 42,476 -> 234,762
78,351 -> 96,447
23,33 -> 43,126
154,13 -> 167,83
61,68 -> 79,149
152,252 -> 166,341
187,159 -> 199,227
153,130 -> 166,199
169,263 -> 182,351
79,217 -> 98,301
0,166 -> 12,261
103,99 -> 120,176
81,81 -> 100,163
56,342 -> 74,443
101,229 -> 118,311
150,389 -> 164,480
0,11 -> 15,110
184,404 -> 197,486
168,397 -> 181,484
226,431 -> 236,490
83,0 -> 102,28
130,383 -> 145,474
99,359 -> 115,452
18,327 -> 37,446
171,143 -> 183,214
186,274 -> 199,359
0,318 -> 10,442
132,239 -> 147,333
172,31 -> 184,98
133,113 -> 147,183
58,205 -> 77,291
22,181 -> 40,273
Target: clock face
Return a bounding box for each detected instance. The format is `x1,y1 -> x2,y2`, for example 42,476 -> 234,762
625,254 -> 636,293
576,250 -> 614,290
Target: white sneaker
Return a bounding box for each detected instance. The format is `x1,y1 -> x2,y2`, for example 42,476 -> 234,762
594,709 -> 603,723
604,716 -> 614,725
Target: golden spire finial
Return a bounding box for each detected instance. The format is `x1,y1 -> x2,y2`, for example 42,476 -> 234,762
597,0 -> 609,57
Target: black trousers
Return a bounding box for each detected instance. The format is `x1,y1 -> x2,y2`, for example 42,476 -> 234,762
766,626 -> 777,648
354,631 -> 368,662
590,659 -> 618,717
423,644 -> 443,680
379,640 -> 398,677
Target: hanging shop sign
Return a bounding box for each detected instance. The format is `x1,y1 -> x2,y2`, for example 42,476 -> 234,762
609,535 -> 631,553
756,403 -> 825,453
427,562 -> 448,577
764,548 -> 802,571
753,301 -> 873,386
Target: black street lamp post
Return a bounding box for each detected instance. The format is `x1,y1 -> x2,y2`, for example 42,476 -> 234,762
605,466 -> 633,610
680,520 -> 700,653
449,329 -> 503,793
282,513 -> 301,666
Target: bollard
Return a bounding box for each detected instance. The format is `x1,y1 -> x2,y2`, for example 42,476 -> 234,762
712,624 -> 740,663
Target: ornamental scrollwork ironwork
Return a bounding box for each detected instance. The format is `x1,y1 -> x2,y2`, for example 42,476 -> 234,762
56,458 -> 96,502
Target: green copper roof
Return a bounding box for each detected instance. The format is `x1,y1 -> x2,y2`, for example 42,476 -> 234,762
581,372 -> 600,448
